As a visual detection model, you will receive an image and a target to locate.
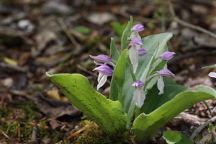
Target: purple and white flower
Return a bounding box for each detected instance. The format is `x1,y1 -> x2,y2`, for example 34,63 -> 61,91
129,38 -> 143,73
157,69 -> 175,77
90,54 -> 113,90
161,51 -> 175,61
138,48 -> 147,56
131,24 -> 144,32
132,80 -> 144,87
89,54 -> 111,63
129,24 -> 144,41
132,80 -> 145,108
128,24 -> 145,73
93,64 -> 113,90
156,69 -> 175,95
129,38 -> 143,46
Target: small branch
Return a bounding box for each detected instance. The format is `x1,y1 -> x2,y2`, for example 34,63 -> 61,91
0,128 -> 10,139
191,115 -> 216,140
68,125 -> 89,139
31,123 -> 38,144
168,2 -> 216,39
17,123 -> 20,142
57,18 -> 81,48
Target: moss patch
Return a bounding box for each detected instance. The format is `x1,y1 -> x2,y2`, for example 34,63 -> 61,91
73,120 -> 132,144
0,100 -> 71,143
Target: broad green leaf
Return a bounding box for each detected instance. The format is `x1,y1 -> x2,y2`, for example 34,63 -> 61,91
178,135 -> 193,144
163,131 -> 193,144
121,17 -> 133,51
132,85 -> 216,143
47,73 -> 126,133
163,130 -> 182,144
122,33 -> 173,112
142,78 -> 187,114
110,49 -> 127,103
110,37 -> 120,63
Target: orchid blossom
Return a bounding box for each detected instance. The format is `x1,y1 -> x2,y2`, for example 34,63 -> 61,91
157,69 -> 175,95
129,38 -> 143,73
130,24 -> 144,40
132,80 -> 145,108
90,54 -> 113,90
160,51 -> 175,61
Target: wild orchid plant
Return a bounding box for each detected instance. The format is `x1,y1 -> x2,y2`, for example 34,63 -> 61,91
47,18 -> 216,143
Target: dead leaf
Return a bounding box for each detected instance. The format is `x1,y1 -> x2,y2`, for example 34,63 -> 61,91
49,119 -> 60,130
32,31 -> 57,57
42,0 -> 72,15
4,57 -> 18,66
87,12 -> 115,26
46,89 -> 61,100
1,78 -> 13,88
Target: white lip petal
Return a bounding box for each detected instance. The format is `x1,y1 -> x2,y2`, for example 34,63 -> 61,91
97,72 -> 103,82
129,31 -> 141,40
129,46 -> 139,73
209,72 -> 216,78
97,74 -> 107,90
133,87 -> 145,108
157,76 -> 164,95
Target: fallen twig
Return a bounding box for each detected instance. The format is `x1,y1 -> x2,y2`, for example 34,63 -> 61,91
191,115 -> 216,140
31,122 -> 38,144
57,18 -> 81,48
0,62 -> 27,73
68,125 -> 89,139
0,128 -> 10,139
18,123 -> 20,142
172,112 -> 206,126
168,2 -> 216,39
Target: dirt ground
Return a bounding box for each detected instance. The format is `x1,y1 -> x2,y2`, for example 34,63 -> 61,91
1,0 -> 216,143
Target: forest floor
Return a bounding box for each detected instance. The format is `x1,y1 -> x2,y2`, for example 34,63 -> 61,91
1,0 -> 216,143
